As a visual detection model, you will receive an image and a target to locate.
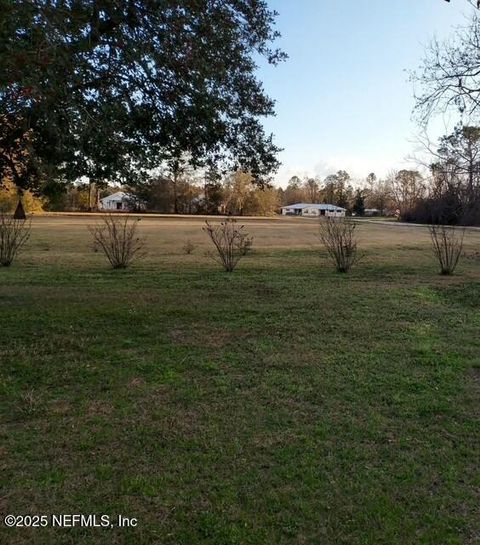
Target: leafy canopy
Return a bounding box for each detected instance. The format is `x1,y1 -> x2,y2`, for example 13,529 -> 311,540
0,0 -> 285,192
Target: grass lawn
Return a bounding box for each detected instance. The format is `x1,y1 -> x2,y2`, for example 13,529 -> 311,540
1,215 -> 479,544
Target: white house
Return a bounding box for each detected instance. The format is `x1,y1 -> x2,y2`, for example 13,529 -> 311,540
99,191 -> 144,211
281,203 -> 346,217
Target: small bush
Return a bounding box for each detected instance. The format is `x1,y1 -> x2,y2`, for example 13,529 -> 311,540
429,224 -> 464,275
318,217 -> 359,273
88,215 -> 146,269
239,232 -> 254,256
0,213 -> 31,266
182,240 -> 196,255
203,218 -> 252,272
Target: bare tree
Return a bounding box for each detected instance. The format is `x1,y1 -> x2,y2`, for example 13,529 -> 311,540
413,11 -> 480,124
408,124 -> 480,224
0,213 -> 30,266
366,177 -> 393,214
88,215 -> 146,269
318,217 -> 359,273
203,218 -> 252,272
442,1 -> 480,7
389,170 -> 426,220
429,224 -> 465,274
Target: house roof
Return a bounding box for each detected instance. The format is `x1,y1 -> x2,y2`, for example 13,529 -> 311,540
281,203 -> 346,211
100,191 -> 129,202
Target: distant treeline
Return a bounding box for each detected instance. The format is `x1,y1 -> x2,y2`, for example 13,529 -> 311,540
0,169 -> 393,217
2,125 -> 479,225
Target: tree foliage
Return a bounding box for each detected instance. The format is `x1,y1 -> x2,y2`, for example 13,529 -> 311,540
0,0 -> 285,193
352,189 -> 365,216
0,178 -> 44,213
437,125 -> 480,189
412,124 -> 480,224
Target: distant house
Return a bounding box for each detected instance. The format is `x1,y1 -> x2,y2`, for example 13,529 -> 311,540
281,203 -> 346,217
99,191 -> 145,211
364,208 -> 381,217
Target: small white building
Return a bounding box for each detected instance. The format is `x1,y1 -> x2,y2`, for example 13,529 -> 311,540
281,203 -> 346,217
99,191 -> 144,211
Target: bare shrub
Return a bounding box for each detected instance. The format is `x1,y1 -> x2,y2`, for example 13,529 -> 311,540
0,213 -> 31,266
239,232 -> 254,255
429,224 -> 464,275
203,218 -> 252,272
318,217 -> 359,273
182,240 -> 196,255
88,215 -> 146,269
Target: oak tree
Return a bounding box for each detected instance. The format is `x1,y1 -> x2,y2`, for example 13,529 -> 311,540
0,1 -> 285,196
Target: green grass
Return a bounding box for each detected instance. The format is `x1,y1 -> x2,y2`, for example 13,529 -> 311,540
1,217 -> 480,544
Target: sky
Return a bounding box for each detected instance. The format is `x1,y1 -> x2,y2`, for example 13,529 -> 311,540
258,0 -> 476,187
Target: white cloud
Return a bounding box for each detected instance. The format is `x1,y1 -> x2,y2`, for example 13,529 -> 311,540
272,154 -> 420,188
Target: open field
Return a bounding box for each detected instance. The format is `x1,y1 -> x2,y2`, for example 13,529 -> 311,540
1,215 -> 480,544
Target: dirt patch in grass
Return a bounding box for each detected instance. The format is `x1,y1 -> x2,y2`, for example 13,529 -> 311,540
86,400 -> 114,417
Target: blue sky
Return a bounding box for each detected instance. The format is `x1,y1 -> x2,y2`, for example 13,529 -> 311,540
259,0 -> 475,186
